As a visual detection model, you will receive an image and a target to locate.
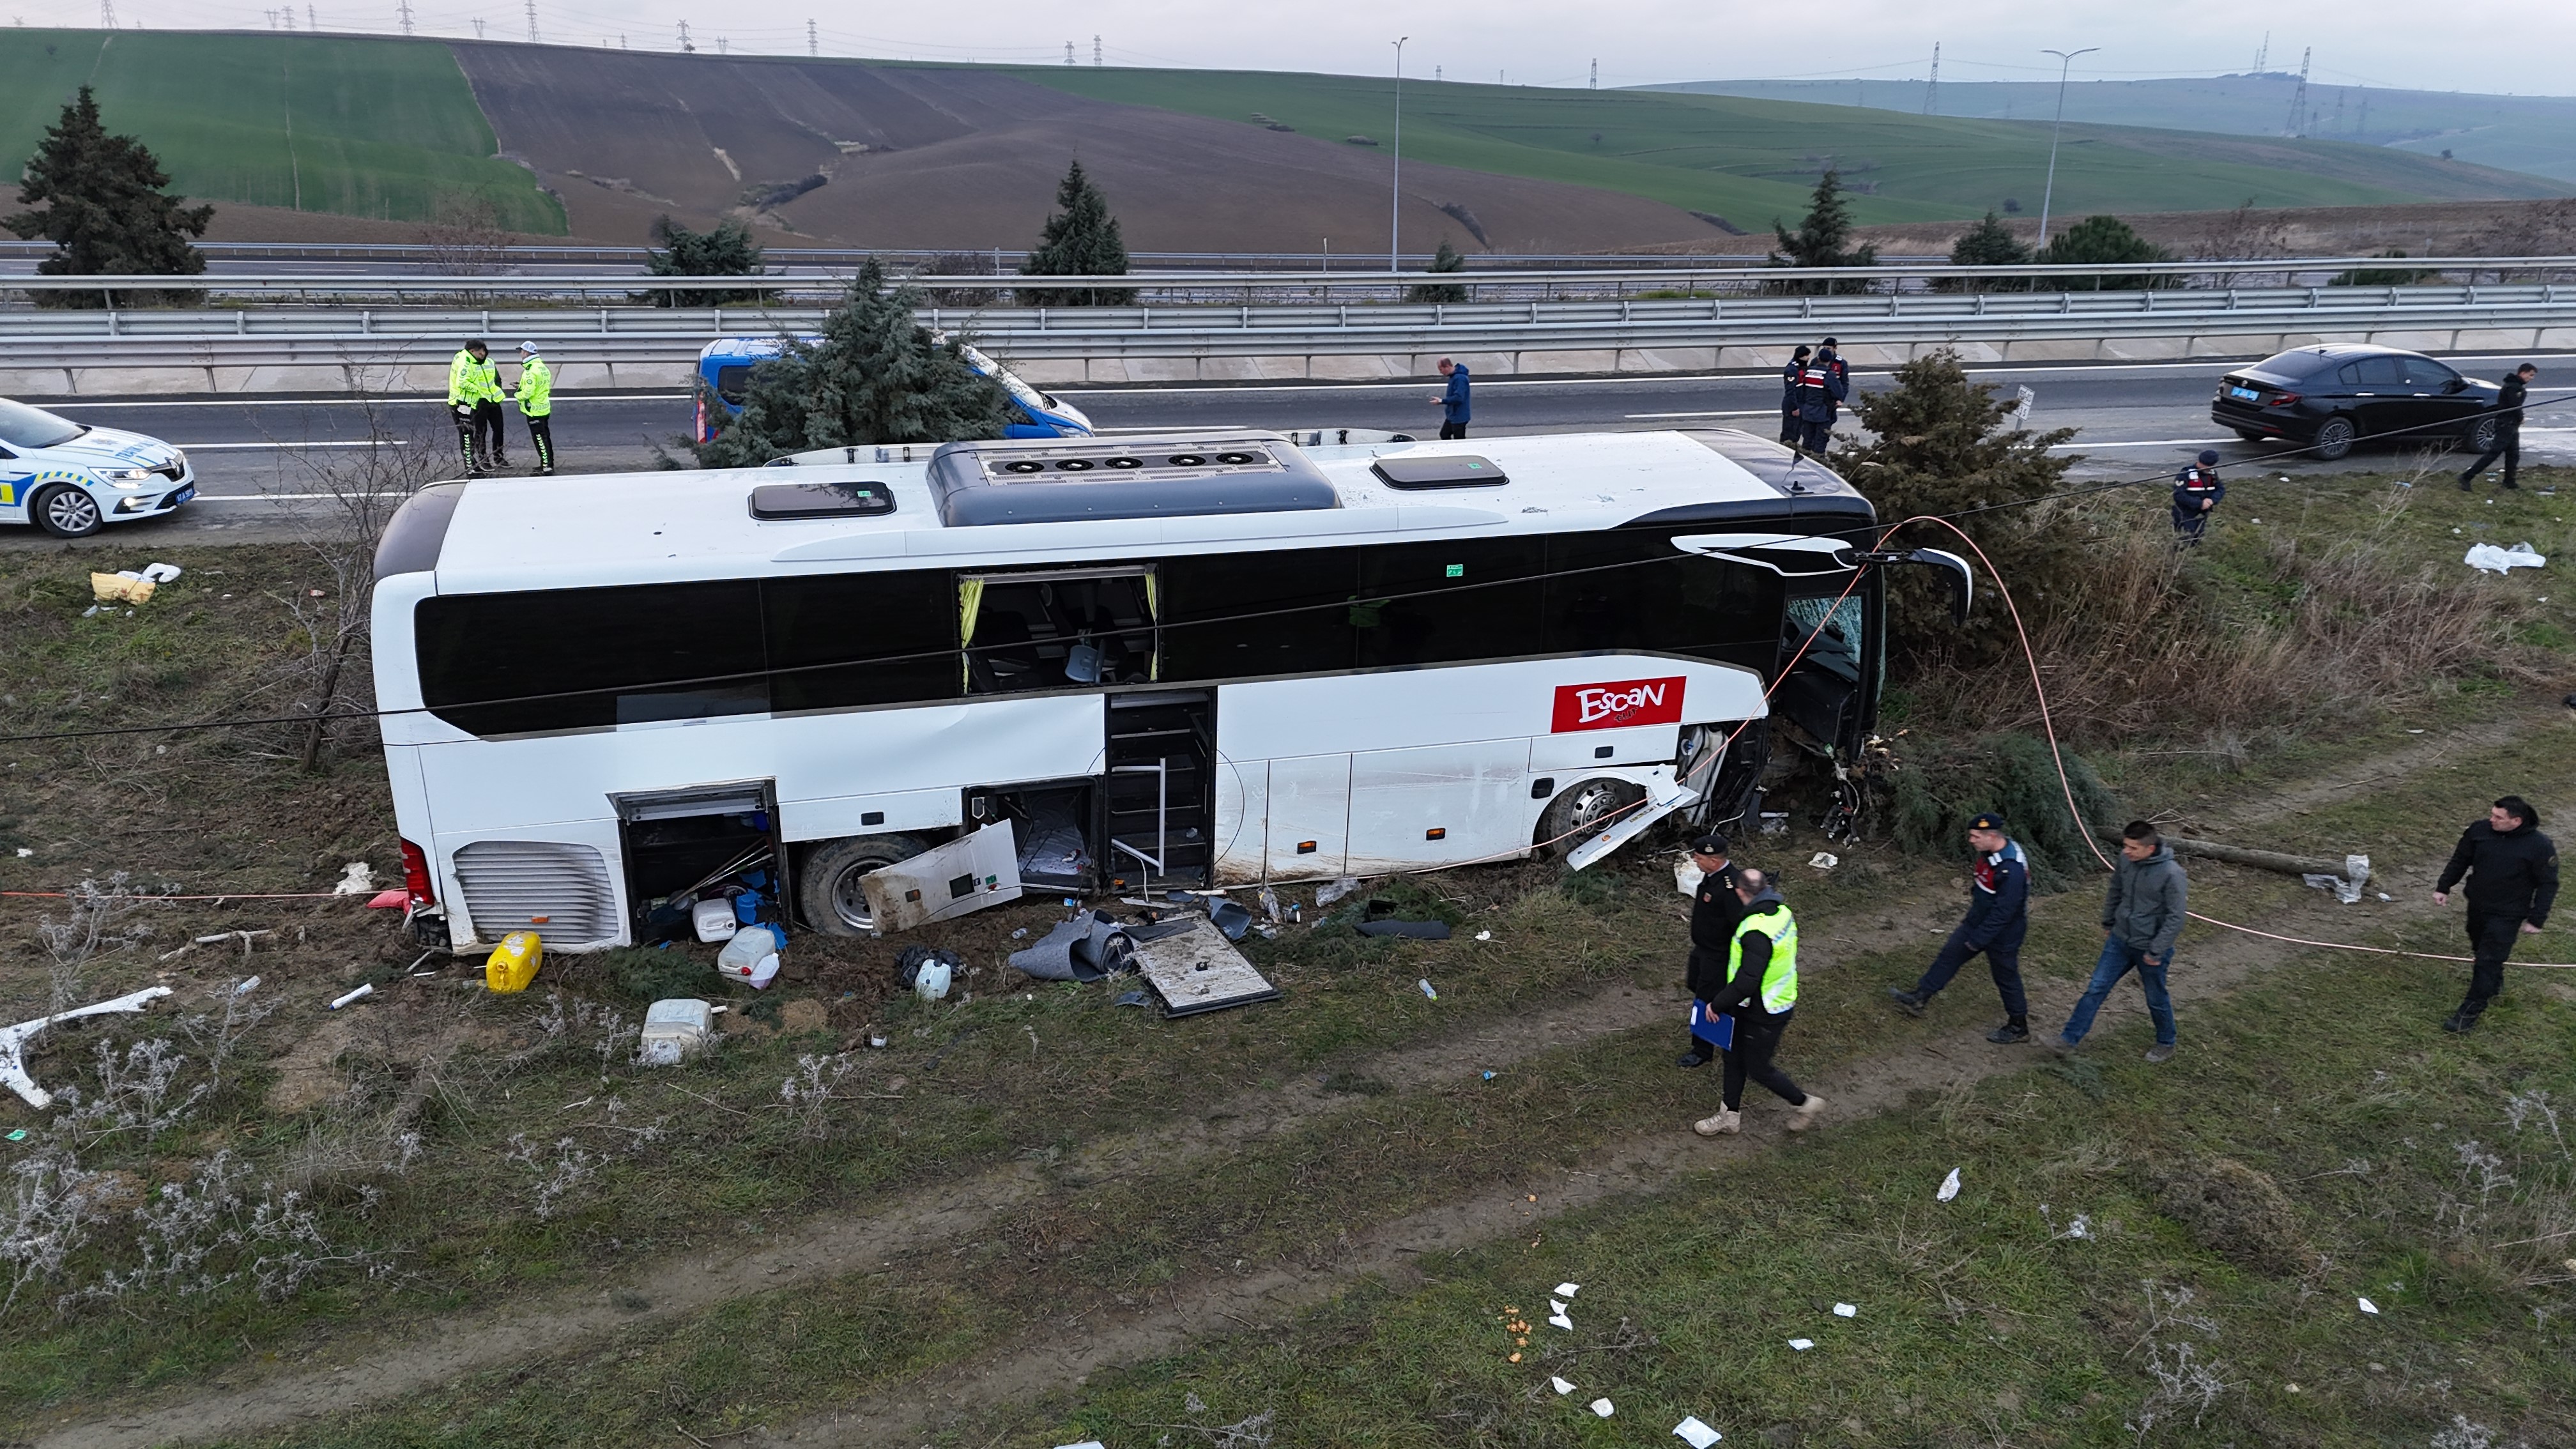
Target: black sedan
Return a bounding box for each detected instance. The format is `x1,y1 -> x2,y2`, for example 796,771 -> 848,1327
2212,344 -> 2504,461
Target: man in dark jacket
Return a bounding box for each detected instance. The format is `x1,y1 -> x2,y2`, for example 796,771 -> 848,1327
1434,357 -> 1472,440
2433,794 -> 2558,1031
1816,336 -> 1850,394
1790,353 -> 1848,456
2055,821 -> 2188,1061
1778,345 -> 1813,447
2172,450 -> 2225,544
1890,811 -> 2035,1042
1691,868 -> 1825,1137
1680,830 -> 1744,1068
2460,364 -> 2536,492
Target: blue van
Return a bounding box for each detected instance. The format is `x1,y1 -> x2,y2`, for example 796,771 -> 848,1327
695,336 -> 1094,443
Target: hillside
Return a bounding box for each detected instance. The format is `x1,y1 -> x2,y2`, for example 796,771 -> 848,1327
0,29 -> 563,233
1650,74 -> 2576,186
1020,66 -> 2572,223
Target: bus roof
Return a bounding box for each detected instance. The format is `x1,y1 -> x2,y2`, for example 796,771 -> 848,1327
395,429 -> 1873,594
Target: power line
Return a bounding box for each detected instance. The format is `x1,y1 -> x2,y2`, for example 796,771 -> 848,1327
806,17 -> 815,56
1924,42 -> 1940,115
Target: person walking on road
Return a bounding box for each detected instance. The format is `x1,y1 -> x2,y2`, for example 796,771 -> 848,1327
1790,351 -> 1847,456
1778,345 -> 1813,447
1816,336 -> 1850,395
2433,795 -> 2558,1032
1692,868 -> 1825,1137
511,341 -> 556,476
1679,830 -> 1744,1069
1433,357 -> 1472,440
446,339 -> 502,477
2055,821 -> 2187,1062
2460,363 -> 2537,492
2172,449 -> 2225,545
1889,811 -> 2035,1043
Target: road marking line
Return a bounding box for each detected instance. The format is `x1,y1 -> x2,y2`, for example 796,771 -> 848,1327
1623,410 -> 1776,419
2047,438 -> 2235,449
172,440 -> 410,450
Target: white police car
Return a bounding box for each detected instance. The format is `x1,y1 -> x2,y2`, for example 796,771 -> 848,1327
0,397 -> 194,537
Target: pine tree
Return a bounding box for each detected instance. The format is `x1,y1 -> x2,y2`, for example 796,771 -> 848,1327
1943,211 -> 2032,292
687,257 -> 1015,467
2035,214 -> 2167,290
1020,158 -> 1135,305
644,215 -> 768,307
1406,238 -> 1469,303
5,86 -> 211,308
1768,169 -> 1876,293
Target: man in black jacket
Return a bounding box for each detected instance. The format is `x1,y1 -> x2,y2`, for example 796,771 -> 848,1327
2460,364 -> 2536,492
1680,831 -> 1745,1067
1778,346 -> 1813,447
2433,794 -> 2558,1031
1691,868 -> 1824,1137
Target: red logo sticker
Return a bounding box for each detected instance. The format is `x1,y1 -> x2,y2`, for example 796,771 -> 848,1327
1551,677 -> 1686,733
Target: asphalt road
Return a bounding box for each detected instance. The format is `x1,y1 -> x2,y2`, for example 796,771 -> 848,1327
12,352 -> 2576,548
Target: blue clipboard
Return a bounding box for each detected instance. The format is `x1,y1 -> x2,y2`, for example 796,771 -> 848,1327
1689,1001 -> 1735,1050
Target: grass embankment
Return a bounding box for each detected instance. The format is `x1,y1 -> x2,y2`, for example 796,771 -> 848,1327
3,461 -> 2573,1444
0,29 -> 563,232
1007,66 -> 2569,229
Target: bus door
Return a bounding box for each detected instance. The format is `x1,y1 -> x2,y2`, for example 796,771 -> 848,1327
1775,574 -> 1878,759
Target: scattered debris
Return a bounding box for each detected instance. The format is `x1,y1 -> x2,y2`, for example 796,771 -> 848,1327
1358,919 -> 1452,939
1132,916 -> 1280,1016
2464,542 -> 2545,574
1588,1398 -> 1615,1418
2358,1296 -> 2380,1315
1209,898 -> 1255,940
1938,1167 -> 1963,1202
326,983 -> 374,1010
1551,1376 -> 1575,1395
1,986 -> 176,1107
1113,990 -> 1150,1008
1807,852 -> 1838,870
639,999 -> 716,1066
1675,1416 -> 1723,1447
1315,876 -> 1361,907
486,931 -> 542,993
1010,914 -> 1135,982
1555,1282 -> 1580,1298
693,897 -> 740,942
1675,857 -> 1704,894
1548,1309 -> 1574,1331
1418,978 -> 1439,1001
89,571 -> 157,605
330,862 -> 375,896
716,926 -> 782,989
860,824 -> 1024,932
1759,811 -> 1788,836
139,562 -> 181,584
1832,1302 -> 1857,1317
1788,1337 -> 1815,1351
1474,930 -> 1493,942
365,888 -> 408,910
2298,854 -> 2373,904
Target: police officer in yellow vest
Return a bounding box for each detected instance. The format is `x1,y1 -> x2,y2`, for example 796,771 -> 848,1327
445,339 -> 505,476
1693,868 -> 1827,1137
509,341 -> 556,475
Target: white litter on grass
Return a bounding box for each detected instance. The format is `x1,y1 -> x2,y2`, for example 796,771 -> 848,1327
1475,930 -> 1492,941
12,848 -> 27,858
1788,1337 -> 1815,1351
1675,1416 -> 1724,1447
1551,1376 -> 1575,1395
2465,542 -> 2547,574
139,562 -> 182,583
1549,1298 -> 1567,1315
1054,1441 -> 1107,1449
1549,1311 -> 1575,1331
2358,1296 -> 2380,1315
1938,1167 -> 1963,1202
1833,1302 -> 1857,1317
1808,852 -> 1838,870
1554,1282 -> 1580,1298
331,862 -> 375,896
1589,1398 -> 1616,1418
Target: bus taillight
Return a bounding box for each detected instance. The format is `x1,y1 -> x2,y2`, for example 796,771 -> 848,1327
399,838 -> 436,907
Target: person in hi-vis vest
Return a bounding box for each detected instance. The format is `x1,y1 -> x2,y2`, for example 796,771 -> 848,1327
1692,868 -> 1826,1138
510,341 -> 556,476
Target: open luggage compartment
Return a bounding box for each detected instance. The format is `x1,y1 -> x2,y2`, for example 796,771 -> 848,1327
613,781 -> 788,944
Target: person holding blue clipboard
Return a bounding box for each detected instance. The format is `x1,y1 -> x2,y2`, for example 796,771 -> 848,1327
1679,830 -> 1744,1070
1693,866 -> 1826,1138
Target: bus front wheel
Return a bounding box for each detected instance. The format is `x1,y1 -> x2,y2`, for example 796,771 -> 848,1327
801,834 -> 932,936
1536,778 -> 1646,859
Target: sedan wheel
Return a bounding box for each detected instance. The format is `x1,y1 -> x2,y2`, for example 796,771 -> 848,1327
2310,416 -> 2358,462
31,484 -> 103,538
2467,415 -> 2501,454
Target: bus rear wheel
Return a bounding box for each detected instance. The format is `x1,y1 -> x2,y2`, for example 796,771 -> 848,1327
1536,778 -> 1645,859
800,834 -> 931,936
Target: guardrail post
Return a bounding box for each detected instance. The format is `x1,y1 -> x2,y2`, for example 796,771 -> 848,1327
599,308 -> 610,334
106,309 -> 117,336
482,308 -> 491,332
1975,293 -> 1986,316
1039,307 -> 1049,332
361,309 -> 371,334
1435,303 -> 1445,325
236,311 -> 247,335
1142,306 -> 1152,330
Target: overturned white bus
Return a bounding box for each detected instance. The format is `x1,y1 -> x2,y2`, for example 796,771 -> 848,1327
369,429 -> 1964,949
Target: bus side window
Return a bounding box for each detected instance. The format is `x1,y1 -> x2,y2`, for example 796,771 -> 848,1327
1354,538 -> 1545,670
963,570 -> 1156,694
764,571 -> 958,712
1161,548 -> 1360,680
417,581 -> 767,735
1542,530 -> 1779,670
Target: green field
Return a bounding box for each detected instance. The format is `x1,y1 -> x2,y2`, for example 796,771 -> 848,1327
1010,66 -> 2572,227
0,29 -> 563,233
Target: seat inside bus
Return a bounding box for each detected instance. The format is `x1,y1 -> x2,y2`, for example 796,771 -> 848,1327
966,574 -> 1156,693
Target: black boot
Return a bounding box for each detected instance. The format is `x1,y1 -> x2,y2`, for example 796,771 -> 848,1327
1676,1051 -> 1711,1069
1887,986 -> 1929,1019
2442,1010 -> 2476,1034
1988,1018 -> 2031,1045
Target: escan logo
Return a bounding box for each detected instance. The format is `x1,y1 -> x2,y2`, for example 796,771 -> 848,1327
1551,676 -> 1687,733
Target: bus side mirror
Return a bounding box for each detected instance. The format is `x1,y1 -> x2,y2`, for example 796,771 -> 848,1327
1858,547 -> 1974,625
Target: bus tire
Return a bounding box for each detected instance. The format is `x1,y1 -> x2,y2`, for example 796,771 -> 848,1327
1535,777 -> 1645,859
800,834 -> 931,936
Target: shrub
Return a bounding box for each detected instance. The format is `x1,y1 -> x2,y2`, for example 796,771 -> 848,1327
1888,732 -> 2122,891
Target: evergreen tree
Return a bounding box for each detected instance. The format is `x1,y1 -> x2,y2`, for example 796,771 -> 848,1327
5,86 -> 211,308
1768,169 -> 1876,293
1406,237 -> 1469,303
686,257 -> 1015,468
2035,214 -> 2167,290
1943,211 -> 2032,292
644,215 -> 768,307
1020,158 -> 1135,305
1830,350 -> 2079,668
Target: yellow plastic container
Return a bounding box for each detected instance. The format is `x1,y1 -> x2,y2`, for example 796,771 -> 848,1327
485,931 -> 543,993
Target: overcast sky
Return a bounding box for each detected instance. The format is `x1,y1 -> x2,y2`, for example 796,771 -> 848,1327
97,1 -> 2576,99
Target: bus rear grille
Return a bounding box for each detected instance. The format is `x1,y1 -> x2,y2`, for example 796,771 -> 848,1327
453,840 -> 618,947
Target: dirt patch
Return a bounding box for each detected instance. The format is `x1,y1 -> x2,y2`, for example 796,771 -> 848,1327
261,1015 -> 362,1116
2145,1155 -> 2314,1276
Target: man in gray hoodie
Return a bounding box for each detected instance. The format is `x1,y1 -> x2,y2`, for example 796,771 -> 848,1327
2054,820 -> 2188,1062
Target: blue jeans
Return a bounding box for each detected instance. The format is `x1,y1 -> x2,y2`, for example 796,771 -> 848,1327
2059,935 -> 2175,1046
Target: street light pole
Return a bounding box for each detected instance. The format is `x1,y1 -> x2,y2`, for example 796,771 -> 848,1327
2035,46 -> 2097,249
1391,36 -> 1409,272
